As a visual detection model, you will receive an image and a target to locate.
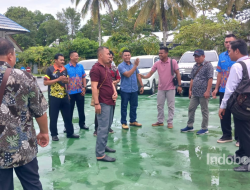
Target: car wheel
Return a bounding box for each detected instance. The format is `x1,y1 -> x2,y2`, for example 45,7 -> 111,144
149,80 -> 156,95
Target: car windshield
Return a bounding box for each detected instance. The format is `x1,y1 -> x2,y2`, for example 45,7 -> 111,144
179,52 -> 218,63
79,60 -> 97,70
130,58 -> 154,68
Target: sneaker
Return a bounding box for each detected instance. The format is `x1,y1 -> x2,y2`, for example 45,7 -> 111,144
109,128 -> 114,133
122,124 -> 129,129
130,121 -> 142,127
152,122 -> 164,127
235,141 -> 239,147
167,123 -> 173,129
52,136 -> 59,141
217,136 -> 233,143
196,129 -> 209,135
181,126 -> 194,133
93,131 -> 97,136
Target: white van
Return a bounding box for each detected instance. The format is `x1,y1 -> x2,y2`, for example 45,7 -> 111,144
78,59 -> 97,90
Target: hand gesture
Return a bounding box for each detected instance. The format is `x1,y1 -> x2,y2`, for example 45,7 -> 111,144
81,88 -> 86,96
95,104 -> 101,114
204,91 -> 210,99
140,87 -> 144,94
177,86 -> 182,94
112,92 -> 118,102
218,108 -> 225,119
212,89 -> 218,99
189,90 -> 192,99
134,58 -> 140,67
139,74 -> 146,79
36,133 -> 49,147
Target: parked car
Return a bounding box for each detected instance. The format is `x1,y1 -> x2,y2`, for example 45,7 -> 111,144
78,59 -> 97,91
178,50 -> 219,90
117,55 -> 159,94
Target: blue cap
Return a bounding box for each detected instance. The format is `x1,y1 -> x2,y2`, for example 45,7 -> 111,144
193,49 -> 204,56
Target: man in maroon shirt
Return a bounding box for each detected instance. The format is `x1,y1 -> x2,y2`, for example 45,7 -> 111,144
93,50 -> 121,136
90,47 -> 118,162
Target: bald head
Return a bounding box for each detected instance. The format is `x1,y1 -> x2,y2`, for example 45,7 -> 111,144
0,38 -> 14,56
97,46 -> 110,65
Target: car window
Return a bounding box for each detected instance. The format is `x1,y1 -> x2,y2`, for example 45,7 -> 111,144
130,58 -> 153,68
179,52 -> 218,63
79,60 -> 97,70
154,57 -> 160,63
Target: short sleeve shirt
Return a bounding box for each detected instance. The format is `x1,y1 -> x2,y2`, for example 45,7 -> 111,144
151,58 -> 179,90
65,63 -> 86,95
90,62 -> 115,106
216,51 -> 236,92
0,61 -> 48,169
190,61 -> 214,97
44,65 -> 68,98
118,61 -> 140,93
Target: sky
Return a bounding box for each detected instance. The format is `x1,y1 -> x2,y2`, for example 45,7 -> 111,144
0,0 -> 117,26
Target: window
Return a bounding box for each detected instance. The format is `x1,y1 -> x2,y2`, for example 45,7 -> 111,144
130,58 -> 154,68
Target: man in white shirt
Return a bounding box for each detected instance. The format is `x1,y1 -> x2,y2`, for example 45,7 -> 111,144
219,39 -> 250,172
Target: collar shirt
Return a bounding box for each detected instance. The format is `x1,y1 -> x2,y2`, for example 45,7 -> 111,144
220,56 -> 250,109
190,60 -> 214,97
65,62 -> 86,95
0,61 -> 48,169
216,51 -> 236,93
118,61 -> 140,93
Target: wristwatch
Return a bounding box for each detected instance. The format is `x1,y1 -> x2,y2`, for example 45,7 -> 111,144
178,85 -> 182,87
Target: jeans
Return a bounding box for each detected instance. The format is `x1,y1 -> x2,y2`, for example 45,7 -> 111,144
187,96 -> 209,129
96,103 -> 114,157
49,96 -> 74,137
69,93 -> 86,127
120,91 -> 138,124
0,158 -> 42,190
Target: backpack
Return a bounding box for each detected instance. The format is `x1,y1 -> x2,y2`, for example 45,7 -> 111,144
227,61 -> 250,121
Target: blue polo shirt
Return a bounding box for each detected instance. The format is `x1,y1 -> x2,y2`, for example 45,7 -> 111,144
216,51 -> 236,93
118,61 -> 140,93
65,62 -> 86,95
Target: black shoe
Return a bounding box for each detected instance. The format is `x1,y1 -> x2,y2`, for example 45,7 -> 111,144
217,136 -> 233,143
97,155 -> 116,162
80,125 -> 89,130
105,146 -> 116,153
67,134 -> 80,138
234,165 -> 250,172
63,128 -> 67,133
93,131 -> 97,136
52,136 -> 59,141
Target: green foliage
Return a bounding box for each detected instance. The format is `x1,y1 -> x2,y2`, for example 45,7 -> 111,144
172,15 -> 243,55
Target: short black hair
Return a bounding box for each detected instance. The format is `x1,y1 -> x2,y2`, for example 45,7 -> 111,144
109,50 -> 114,56
97,46 -> 109,57
230,39 -> 248,55
0,38 -> 14,56
160,47 -> 169,53
226,34 -> 236,39
54,53 -> 64,60
122,50 -> 131,55
69,51 -> 77,58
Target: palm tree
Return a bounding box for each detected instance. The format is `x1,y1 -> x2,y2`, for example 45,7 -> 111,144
71,0 -> 123,46
129,0 -> 197,46
221,0 -> 246,18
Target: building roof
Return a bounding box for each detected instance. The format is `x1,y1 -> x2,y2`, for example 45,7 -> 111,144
0,13 -> 30,34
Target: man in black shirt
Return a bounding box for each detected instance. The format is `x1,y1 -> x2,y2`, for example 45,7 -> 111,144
44,54 -> 79,141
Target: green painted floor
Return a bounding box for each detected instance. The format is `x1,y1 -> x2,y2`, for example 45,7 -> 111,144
14,92 -> 250,190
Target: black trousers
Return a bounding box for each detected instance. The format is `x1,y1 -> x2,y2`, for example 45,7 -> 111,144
234,117 -> 250,159
0,158 -> 42,190
69,93 -> 85,128
95,105 -> 115,131
219,92 -> 238,141
49,96 -> 74,137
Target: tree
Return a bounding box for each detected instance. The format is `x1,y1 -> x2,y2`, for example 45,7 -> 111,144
173,15 -> 243,55
218,0 -> 246,18
129,0 -> 197,46
71,0 -> 123,46
57,7 -> 81,38
37,20 -> 68,46
195,0 -> 218,16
